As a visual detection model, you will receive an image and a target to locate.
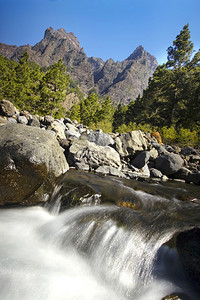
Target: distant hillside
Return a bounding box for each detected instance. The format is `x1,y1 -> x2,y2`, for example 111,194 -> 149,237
0,27 -> 158,105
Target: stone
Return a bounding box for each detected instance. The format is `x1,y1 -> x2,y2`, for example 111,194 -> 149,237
87,129 -> 114,146
28,115 -> 40,127
0,99 -> 15,117
17,115 -> 28,125
149,148 -> 158,160
176,228 -> 200,291
0,116 -> 9,125
150,168 -> 163,178
63,117 -> 73,124
115,130 -> 148,158
180,146 -> 197,156
170,167 -> 192,182
65,123 -> 79,132
68,140 -> 121,171
161,293 -> 192,300
189,155 -> 200,163
131,151 -> 150,169
0,124 -> 69,206
187,171 -> 200,185
65,130 -> 81,139
95,165 -> 126,178
155,153 -> 184,175
43,115 -> 54,126
50,120 -> 66,140
7,117 -> 17,124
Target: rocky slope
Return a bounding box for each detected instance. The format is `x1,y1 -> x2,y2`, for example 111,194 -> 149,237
0,27 -> 158,104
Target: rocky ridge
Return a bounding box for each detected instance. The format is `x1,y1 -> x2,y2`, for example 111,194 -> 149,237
0,27 -> 158,104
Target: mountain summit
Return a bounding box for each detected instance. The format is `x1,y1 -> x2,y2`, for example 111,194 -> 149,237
0,27 -> 158,104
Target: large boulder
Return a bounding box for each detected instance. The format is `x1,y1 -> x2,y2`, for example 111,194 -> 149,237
115,130 -> 148,158
87,129 -> 114,146
68,140 -> 121,171
131,151 -> 150,169
155,153 -> 184,175
176,228 -> 200,291
0,124 -> 69,205
0,99 -> 16,117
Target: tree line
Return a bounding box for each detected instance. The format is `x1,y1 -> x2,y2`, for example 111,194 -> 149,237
0,24 -> 199,146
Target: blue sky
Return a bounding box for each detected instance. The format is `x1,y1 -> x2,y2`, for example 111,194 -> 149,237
0,0 -> 199,64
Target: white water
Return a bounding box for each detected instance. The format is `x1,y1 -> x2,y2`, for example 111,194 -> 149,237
0,206 -> 198,300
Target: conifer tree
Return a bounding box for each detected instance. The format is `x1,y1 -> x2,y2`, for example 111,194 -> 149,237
39,59 -> 69,116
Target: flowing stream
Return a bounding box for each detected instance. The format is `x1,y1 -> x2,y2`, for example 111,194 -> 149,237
0,170 -> 200,300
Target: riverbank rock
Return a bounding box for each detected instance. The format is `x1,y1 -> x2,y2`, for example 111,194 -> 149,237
131,151 -> 150,169
95,165 -> 126,178
155,153 -> 184,175
0,99 -> 16,117
115,130 -> 148,158
68,140 -> 121,171
87,129 -> 114,146
176,228 -> 200,291
0,124 -> 69,205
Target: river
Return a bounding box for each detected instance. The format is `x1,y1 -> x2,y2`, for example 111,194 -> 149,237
0,169 -> 200,300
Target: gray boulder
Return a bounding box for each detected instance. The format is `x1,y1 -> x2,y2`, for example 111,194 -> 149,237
68,140 -> 121,171
150,168 -> 163,178
65,129 -> 81,139
115,130 -> 148,158
95,165 -> 126,178
155,153 -> 184,175
0,99 -> 15,117
7,117 -> 18,124
87,129 -> 114,146
17,115 -> 28,125
0,124 -> 69,205
50,120 -> 66,140
28,115 -> 40,127
43,115 -> 54,126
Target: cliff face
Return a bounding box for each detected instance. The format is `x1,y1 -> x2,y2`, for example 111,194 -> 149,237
0,28 -> 158,104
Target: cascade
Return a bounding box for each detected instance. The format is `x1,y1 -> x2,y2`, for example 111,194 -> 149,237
0,171 -> 200,300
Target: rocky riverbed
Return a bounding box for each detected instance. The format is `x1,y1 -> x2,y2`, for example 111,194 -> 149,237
0,99 -> 200,206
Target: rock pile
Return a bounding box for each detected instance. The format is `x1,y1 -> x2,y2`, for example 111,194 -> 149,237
0,99 -> 200,205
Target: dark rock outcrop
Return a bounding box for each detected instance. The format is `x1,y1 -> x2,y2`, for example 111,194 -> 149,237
155,153 -> 184,175
176,228 -> 200,291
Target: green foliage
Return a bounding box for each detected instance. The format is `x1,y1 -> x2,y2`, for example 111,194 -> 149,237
67,94 -> 115,132
38,59 -> 69,116
167,24 -> 194,68
125,24 -> 200,136
0,54 -> 73,117
176,127 -> 199,147
112,104 -> 128,131
160,126 -> 177,144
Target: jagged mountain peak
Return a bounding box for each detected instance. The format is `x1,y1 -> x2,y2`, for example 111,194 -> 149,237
0,27 -> 158,105
126,45 -> 147,61
43,27 -> 81,50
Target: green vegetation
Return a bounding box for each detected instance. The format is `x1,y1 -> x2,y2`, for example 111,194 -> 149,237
112,24 -> 200,147
67,93 -> 114,133
0,53 -> 74,117
0,24 -> 199,147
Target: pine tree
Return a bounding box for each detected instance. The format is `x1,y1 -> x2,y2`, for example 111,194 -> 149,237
167,24 -> 194,69
39,59 -> 69,117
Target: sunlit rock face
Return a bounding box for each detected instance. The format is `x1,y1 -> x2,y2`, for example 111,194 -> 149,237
0,124 -> 69,205
0,29 -> 158,104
